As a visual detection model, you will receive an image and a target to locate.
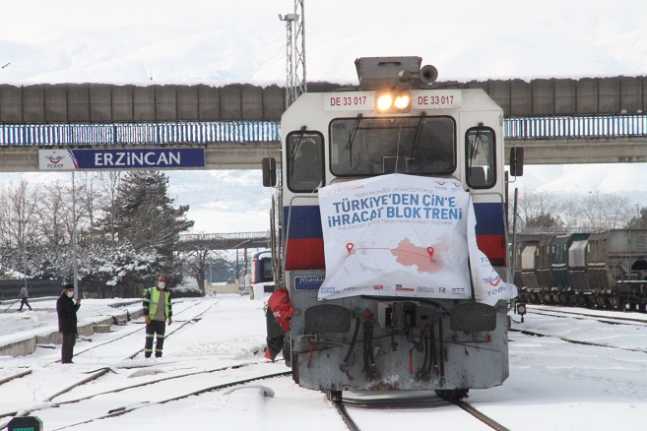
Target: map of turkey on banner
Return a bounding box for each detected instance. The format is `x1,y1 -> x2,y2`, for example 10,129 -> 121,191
317,174 -> 517,305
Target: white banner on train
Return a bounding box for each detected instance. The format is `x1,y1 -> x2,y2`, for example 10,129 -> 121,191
317,173 -> 516,305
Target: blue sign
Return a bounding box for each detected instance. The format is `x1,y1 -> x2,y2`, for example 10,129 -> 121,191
39,148 -> 205,170
295,275 -> 324,290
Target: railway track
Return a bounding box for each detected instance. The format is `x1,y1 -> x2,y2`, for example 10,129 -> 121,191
454,399 -> 510,431
0,298 -> 200,386
0,300 -> 201,392
47,298 -> 202,365
0,370 -> 32,388
0,298 -> 201,391
0,360 -> 281,428
510,327 -> 647,354
332,400 -> 361,431
48,302 -> 215,401
0,300 -> 214,427
333,394 -> 510,431
51,370 -> 292,430
4,356 -> 515,431
527,306 -> 647,326
54,360 -> 270,406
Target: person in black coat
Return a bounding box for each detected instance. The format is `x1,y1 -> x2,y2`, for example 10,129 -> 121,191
56,284 -> 81,364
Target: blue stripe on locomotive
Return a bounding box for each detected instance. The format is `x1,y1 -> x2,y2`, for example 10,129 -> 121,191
283,202 -> 504,239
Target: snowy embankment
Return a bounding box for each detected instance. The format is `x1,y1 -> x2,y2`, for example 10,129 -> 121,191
2,296 -> 647,430
0,298 -> 143,356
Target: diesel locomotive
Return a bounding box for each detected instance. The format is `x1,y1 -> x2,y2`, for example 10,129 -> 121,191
262,57 -> 519,401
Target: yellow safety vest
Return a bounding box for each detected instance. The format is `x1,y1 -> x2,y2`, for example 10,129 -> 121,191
147,287 -> 172,319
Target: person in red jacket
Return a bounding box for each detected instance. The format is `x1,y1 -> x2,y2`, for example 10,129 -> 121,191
264,288 -> 294,360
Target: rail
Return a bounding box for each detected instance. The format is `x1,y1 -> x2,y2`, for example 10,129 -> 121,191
2,114 -> 647,147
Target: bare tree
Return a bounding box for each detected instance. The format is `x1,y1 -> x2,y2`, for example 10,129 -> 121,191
35,181 -> 71,277
517,190 -> 634,232
0,182 -> 40,274
572,192 -> 632,230
524,212 -> 565,233
99,171 -> 122,242
181,246 -> 219,295
516,191 -> 564,232
80,173 -> 103,236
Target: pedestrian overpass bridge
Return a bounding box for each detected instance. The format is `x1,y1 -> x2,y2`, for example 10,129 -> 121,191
0,115 -> 645,169
1,76 -> 647,169
177,231 -> 269,251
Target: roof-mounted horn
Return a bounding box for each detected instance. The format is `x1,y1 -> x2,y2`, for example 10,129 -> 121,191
354,56 -> 438,90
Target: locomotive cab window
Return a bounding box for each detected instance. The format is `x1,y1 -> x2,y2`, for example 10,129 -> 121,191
260,257 -> 273,282
466,127 -> 496,188
287,131 -> 324,193
329,116 -> 455,176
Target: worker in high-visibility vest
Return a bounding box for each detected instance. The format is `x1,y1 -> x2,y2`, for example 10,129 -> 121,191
142,275 -> 173,358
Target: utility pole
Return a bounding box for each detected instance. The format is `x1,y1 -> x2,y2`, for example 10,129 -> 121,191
71,171 -> 79,298
279,0 -> 306,106
294,0 -> 306,96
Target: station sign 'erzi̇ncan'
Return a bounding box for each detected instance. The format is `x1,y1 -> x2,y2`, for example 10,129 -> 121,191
39,148 -> 206,171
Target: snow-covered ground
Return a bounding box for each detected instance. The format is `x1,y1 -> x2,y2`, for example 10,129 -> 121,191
1,297 -> 647,430
0,298 -> 143,347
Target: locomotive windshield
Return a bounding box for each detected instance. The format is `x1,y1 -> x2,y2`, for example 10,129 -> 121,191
260,257 -> 273,282
330,116 -> 455,176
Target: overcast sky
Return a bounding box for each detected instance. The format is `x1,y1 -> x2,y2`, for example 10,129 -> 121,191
1,0 -> 646,232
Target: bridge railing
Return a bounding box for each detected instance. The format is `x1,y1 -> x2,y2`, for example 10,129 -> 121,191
179,231 -> 270,242
0,121 -> 280,147
504,114 -> 647,140
2,115 -> 647,147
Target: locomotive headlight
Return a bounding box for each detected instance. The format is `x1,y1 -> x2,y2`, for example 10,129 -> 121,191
394,93 -> 411,111
376,93 -> 393,112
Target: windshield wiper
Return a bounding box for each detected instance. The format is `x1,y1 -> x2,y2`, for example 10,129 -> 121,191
412,113 -> 426,147
467,128 -> 483,176
346,114 -> 363,166
407,113 -> 427,172
288,126 -> 308,180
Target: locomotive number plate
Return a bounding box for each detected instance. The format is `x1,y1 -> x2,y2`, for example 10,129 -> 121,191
411,90 -> 462,109
324,92 -> 374,111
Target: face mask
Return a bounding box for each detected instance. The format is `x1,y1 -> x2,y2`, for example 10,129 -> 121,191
66,291 -> 74,298
157,282 -> 166,290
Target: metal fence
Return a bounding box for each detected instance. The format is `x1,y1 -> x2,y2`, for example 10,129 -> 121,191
0,121 -> 280,147
504,114 -> 647,140
1,115 -> 647,147
179,231 -> 270,242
